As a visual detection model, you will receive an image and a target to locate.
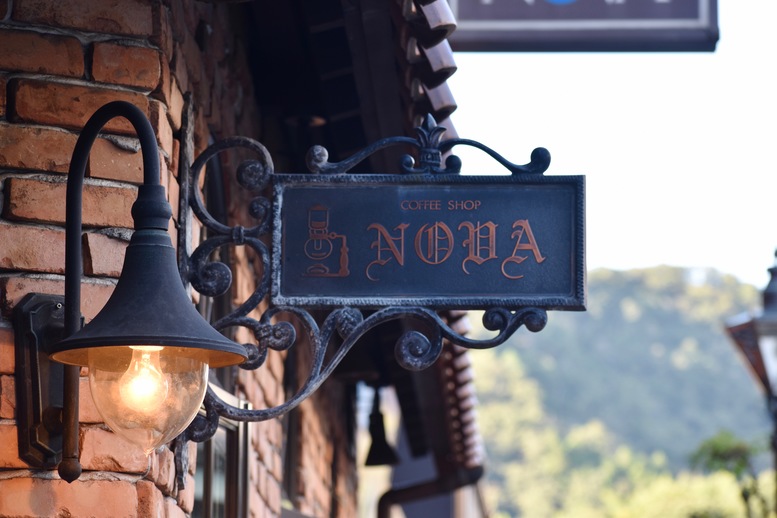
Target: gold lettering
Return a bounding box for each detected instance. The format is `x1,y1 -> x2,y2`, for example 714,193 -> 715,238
447,200 -> 482,211
400,200 -> 441,211
501,219 -> 546,279
414,222 -> 454,265
366,223 -> 409,281
459,221 -> 498,274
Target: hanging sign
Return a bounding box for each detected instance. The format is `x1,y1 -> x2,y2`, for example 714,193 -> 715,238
272,174 -> 585,309
448,0 -> 718,52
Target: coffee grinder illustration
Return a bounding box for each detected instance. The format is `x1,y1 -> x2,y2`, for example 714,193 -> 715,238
303,204 -> 349,277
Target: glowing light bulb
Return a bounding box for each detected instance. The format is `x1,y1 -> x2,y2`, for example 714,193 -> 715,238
118,346 -> 169,413
89,346 -> 208,454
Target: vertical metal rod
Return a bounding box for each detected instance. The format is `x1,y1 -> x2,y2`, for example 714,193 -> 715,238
59,101 -> 160,482
177,93 -> 194,284
57,365 -> 81,481
766,394 -> 777,517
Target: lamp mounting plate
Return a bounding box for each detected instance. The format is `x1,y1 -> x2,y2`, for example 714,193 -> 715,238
13,293 -> 67,468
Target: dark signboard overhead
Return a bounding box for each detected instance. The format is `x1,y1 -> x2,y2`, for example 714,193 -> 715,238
448,0 -> 718,52
272,174 -> 585,310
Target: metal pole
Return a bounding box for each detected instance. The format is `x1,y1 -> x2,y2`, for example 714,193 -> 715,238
769,423 -> 777,518
768,396 -> 777,518
771,424 -> 777,516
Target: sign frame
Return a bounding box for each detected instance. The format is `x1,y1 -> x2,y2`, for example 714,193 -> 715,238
448,0 -> 719,52
177,114 -> 587,433
271,172 -> 585,310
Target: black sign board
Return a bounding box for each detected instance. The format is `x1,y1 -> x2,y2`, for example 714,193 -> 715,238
448,0 -> 718,52
272,174 -> 585,309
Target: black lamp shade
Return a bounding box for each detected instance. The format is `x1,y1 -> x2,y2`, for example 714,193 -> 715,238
50,186 -> 247,368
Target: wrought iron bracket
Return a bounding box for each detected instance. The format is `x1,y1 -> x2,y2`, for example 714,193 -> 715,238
176,115 -> 559,446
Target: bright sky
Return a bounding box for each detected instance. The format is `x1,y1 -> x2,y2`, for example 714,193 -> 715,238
448,0 -> 777,288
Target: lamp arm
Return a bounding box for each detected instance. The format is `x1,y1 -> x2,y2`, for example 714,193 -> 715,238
184,305 -> 546,436
60,101 -> 160,482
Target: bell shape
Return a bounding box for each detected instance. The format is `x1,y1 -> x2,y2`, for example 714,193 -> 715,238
365,389 -> 399,466
49,222 -> 246,453
49,227 -> 247,367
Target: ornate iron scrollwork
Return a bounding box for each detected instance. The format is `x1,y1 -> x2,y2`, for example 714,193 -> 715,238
177,116 -> 552,447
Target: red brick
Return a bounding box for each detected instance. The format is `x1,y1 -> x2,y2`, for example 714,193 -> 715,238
155,53 -> 172,100
0,424 -> 27,468
78,376 -> 102,423
4,176 -> 136,228
207,9 -> 230,65
137,480 -> 165,517
88,136 -> 144,183
10,78 -> 150,135
170,138 -> 180,179
145,448 -> 160,482
151,3 -> 174,61
267,466 -> 281,514
168,76 -> 185,131
0,477 -> 138,515
0,328 -> 14,374
256,367 -> 281,408
149,99 -> 174,157
167,496 -> 188,518
167,215 -> 179,255
166,168 -> 180,221
175,473 -> 196,513
13,0 -> 153,37
154,60 -> 184,131
0,221 -> 66,274
0,29 -> 84,77
159,150 -> 170,189
268,345 -> 285,385
257,462 -> 268,498
0,275 -> 114,322
169,0 -> 192,45
0,75 -> 6,119
205,71 -> 221,126
83,232 -> 127,277
248,488 -> 267,518
80,425 -> 148,473
0,375 -> 14,419
156,444 -> 175,496
187,440 -> 197,475
92,42 -> 161,90
171,43 -> 190,95
193,108 -> 210,159
0,123 -> 78,173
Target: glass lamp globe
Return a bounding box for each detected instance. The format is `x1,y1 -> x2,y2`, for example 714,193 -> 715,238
87,346 -> 209,454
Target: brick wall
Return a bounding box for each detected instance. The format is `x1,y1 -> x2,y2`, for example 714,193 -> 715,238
0,1 -> 357,516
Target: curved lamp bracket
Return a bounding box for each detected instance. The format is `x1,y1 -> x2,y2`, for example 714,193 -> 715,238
177,114 -> 579,447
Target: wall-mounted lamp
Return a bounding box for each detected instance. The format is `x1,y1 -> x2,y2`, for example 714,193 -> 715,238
14,101 -> 247,482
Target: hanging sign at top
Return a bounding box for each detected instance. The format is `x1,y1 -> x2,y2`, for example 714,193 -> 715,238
270,117 -> 585,311
272,174 -> 585,310
448,0 -> 718,52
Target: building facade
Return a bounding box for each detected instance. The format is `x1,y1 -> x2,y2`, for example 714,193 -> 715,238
0,1 -> 483,516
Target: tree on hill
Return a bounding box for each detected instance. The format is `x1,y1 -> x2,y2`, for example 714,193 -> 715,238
475,266 -> 768,471
470,266 -> 772,516
690,431 -> 769,518
472,345 -> 746,517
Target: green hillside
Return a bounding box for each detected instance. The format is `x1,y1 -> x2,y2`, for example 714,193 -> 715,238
470,266 -> 773,516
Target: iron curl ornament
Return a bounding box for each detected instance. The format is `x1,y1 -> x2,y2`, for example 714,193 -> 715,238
175,115 -> 585,452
